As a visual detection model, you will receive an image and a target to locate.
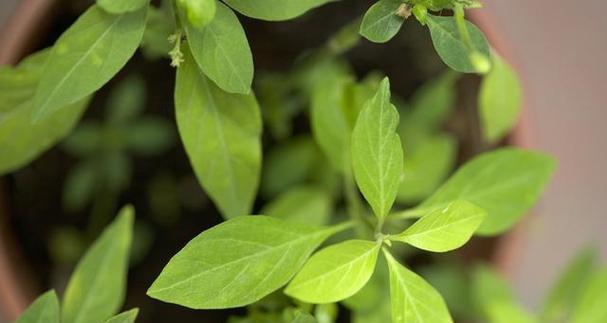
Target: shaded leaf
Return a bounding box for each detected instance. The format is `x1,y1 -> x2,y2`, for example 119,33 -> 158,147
15,291 -> 60,323
223,0 -> 333,21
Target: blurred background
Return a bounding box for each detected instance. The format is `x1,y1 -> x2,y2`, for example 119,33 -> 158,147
0,0 -> 606,322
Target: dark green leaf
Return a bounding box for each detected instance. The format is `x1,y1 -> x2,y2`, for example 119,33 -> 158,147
360,0 -> 406,43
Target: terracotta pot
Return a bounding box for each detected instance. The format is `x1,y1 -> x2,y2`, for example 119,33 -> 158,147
0,2 -> 535,321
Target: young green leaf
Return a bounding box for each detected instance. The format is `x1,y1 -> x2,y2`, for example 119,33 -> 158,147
384,250 -> 453,323
15,290 -> 60,323
541,247 -> 599,322
147,216 -> 350,309
222,0 -> 332,21
0,50 -> 89,175
426,15 -> 490,73
285,240 -> 380,303
32,5 -> 147,120
103,309 -> 139,323
183,2 -> 253,94
261,185 -> 332,226
291,310 -> 318,323
360,0 -> 407,43
351,77 -> 403,220
401,148 -> 555,236
571,269 -> 607,323
479,53 -> 522,143
175,48 -> 261,219
62,206 -> 134,323
486,302 -> 538,323
397,134 -> 457,203
390,200 -> 486,252
177,0 -> 216,28
97,0 -> 149,14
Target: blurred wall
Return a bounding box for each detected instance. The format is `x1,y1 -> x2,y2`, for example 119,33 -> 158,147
483,0 -> 607,309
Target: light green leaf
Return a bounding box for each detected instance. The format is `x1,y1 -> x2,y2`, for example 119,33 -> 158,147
360,0 -> 406,43
183,2 -> 253,94
177,0 -> 216,28
175,48 -> 261,219
222,0 -> 333,21
426,15 -> 490,73
62,206 -> 134,323
571,269 -> 607,323
344,254 -> 389,313
471,264 -> 515,317
404,148 -> 555,235
98,0 -> 149,13
486,302 -> 538,323
32,5 -> 147,120
292,309 -> 318,323
420,263 -> 473,319
261,185 -> 332,226
397,134 -> 457,203
0,50 -> 89,175
286,240 -> 380,303
103,308 -> 139,323
351,77 -> 403,220
541,247 -> 599,322
391,200 -> 485,252
315,303 -> 337,323
479,53 -> 522,143
384,250 -> 453,323
402,71 -> 458,131
147,216 -> 350,309
141,5 -> 175,59
15,290 -> 60,323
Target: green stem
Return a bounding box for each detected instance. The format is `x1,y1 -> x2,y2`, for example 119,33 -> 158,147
454,4 -> 475,52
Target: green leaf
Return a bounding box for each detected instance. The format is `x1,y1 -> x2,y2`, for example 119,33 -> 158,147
286,240 -> 380,303
572,269 -> 607,323
105,75 -> 146,124
402,71 -> 458,131
183,2 -> 253,94
404,148 -> 555,235
15,290 -> 60,323
384,250 -> 453,323
292,310 -> 318,323
62,205 -> 134,323
351,77 -> 403,220
471,264 -> 515,317
360,0 -> 406,43
126,117 -> 175,155
63,161 -> 97,212
103,308 -> 139,323
98,0 -> 149,13
222,0 -> 333,21
261,185 -> 332,226
175,47 -> 261,219
147,216 -> 350,309
397,134 -> 457,203
32,5 -> 147,120
479,53 -> 522,143
420,263 -> 474,319
486,302 -> 538,323
426,15 -> 490,73
0,50 -> 89,175
390,200 -> 485,252
541,247 -> 599,322
177,0 -> 216,28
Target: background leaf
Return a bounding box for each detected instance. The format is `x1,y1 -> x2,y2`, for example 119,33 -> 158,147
62,205 -> 134,323
98,0 -> 149,14
15,291 -> 60,323
286,240 -> 380,303
32,5 -> 147,119
177,0 -> 216,28
147,216 -> 348,309
391,200 -> 485,252
183,2 -> 253,94
351,77 -> 403,220
261,185 -> 332,226
360,0 -> 406,43
571,268 -> 607,323
175,48 -> 261,219
104,308 -> 139,323
222,0 -> 333,21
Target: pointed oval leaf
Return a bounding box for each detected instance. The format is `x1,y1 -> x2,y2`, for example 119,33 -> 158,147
426,15 -> 490,73
15,291 -> 60,323
384,250 -> 453,323
571,269 -> 607,323
184,2 -> 253,94
261,185 -> 332,226
103,308 -> 139,323
285,240 -> 380,303
406,148 -> 555,236
351,77 -> 403,219
360,0 -> 406,43
62,206 -> 134,323
479,53 -> 522,143
222,0 -> 333,21
391,200 -> 486,252
32,5 -> 147,120
97,0 -> 149,13
175,48 -> 261,219
147,216 -> 349,309
0,50 -> 89,175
